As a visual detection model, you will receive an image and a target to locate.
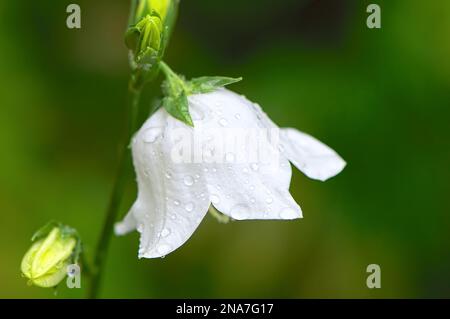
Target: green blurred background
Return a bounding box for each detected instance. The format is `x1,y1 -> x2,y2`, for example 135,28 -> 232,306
1,0 -> 449,298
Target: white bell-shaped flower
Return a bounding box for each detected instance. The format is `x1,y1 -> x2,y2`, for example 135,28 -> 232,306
115,88 -> 345,258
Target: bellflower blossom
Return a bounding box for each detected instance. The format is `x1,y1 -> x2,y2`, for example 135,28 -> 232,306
115,88 -> 346,258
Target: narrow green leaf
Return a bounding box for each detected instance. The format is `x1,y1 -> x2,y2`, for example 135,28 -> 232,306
189,76 -> 242,94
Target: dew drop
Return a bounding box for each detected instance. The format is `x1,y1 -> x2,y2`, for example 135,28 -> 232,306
219,118 -> 228,127
243,167 -> 249,174
210,194 -> 220,204
250,197 -> 256,204
250,163 -> 259,171
161,228 -> 171,237
280,208 -> 299,219
173,200 -> 180,206
143,127 -> 162,143
249,185 -> 255,191
184,175 -> 194,186
234,113 -> 241,120
266,197 -> 273,204
185,202 -> 194,212
230,204 -> 250,220
165,172 -> 172,179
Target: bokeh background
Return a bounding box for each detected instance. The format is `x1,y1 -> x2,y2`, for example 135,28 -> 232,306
1,0 -> 449,298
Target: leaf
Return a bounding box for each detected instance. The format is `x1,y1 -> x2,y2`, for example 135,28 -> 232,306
188,76 -> 242,94
162,91 -> 193,127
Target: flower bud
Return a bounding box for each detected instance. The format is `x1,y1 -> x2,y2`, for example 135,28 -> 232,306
135,0 -> 170,24
126,14 -> 163,60
21,226 -> 78,288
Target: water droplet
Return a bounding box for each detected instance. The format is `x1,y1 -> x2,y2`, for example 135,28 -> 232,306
250,198 -> 256,204
143,127 -> 162,143
250,163 -> 259,171
137,224 -> 144,232
210,194 -> 220,204
191,109 -> 205,121
170,214 -> 177,220
185,202 -> 194,212
219,118 -> 228,127
225,153 -> 235,162
161,228 -> 170,237
280,208 -> 299,219
212,168 -> 217,173
234,113 -> 241,120
184,175 -> 194,186
165,172 -> 172,179
230,204 -> 250,220
266,197 -> 273,204
249,185 -> 255,191
157,244 -> 171,255
244,179 -> 249,184
173,200 -> 180,206
195,174 -> 200,179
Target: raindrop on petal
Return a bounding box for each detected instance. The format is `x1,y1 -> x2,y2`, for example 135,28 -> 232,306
161,228 -> 171,237
210,194 -> 220,204
230,204 -> 250,220
143,127 -> 163,143
219,118 -> 228,127
280,208 -> 299,219
184,175 -> 194,186
185,202 -> 194,212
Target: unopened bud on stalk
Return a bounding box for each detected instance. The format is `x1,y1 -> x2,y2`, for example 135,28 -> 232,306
21,223 -> 81,288
126,14 -> 163,61
135,0 -> 170,24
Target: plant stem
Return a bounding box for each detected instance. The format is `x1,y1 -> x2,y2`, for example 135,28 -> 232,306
88,87 -> 141,299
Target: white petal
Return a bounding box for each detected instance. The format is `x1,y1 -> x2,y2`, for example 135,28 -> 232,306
188,89 -> 301,220
280,128 -> 346,181
115,108 -> 211,259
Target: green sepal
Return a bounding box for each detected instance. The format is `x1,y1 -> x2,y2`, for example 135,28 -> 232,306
162,91 -> 193,127
188,76 -> 243,94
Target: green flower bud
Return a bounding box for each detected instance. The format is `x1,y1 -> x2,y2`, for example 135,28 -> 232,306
21,226 -> 79,288
126,14 -> 163,60
135,0 -> 170,24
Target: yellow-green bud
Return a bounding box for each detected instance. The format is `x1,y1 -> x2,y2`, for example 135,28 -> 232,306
136,0 -> 170,23
126,14 -> 163,60
21,227 -> 77,288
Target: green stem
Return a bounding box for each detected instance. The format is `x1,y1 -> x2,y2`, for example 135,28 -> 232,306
87,87 -> 141,299
159,61 -> 189,92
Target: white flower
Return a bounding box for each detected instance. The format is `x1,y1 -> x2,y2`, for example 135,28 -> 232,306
115,88 -> 346,258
